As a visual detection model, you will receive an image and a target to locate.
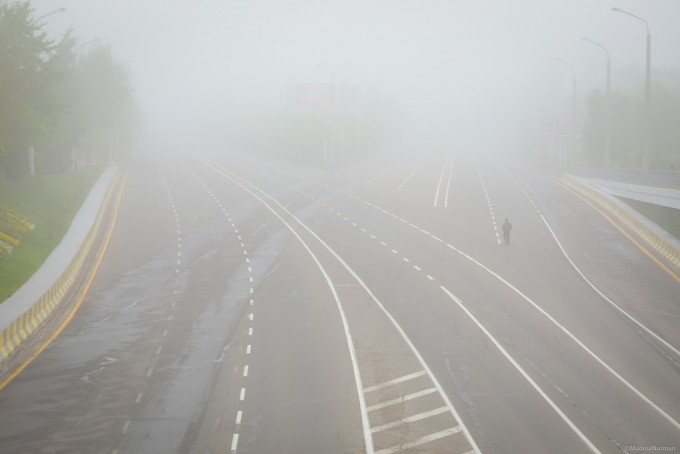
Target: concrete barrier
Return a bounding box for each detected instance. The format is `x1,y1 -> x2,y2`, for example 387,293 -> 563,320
0,169 -> 122,366
562,174 -> 680,272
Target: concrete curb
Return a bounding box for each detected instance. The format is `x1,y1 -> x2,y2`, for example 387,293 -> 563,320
562,174 -> 680,271
0,168 -> 122,365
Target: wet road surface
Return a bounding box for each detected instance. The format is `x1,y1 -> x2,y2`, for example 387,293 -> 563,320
0,151 -> 678,453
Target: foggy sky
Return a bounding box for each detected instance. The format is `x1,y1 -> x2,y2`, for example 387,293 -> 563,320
30,0 -> 680,153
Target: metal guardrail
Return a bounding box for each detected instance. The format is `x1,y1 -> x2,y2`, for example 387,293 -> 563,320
562,175 -> 680,272
572,168 -> 680,189
0,171 -> 122,367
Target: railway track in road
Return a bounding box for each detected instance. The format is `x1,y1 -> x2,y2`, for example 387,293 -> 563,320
186,154 -> 482,454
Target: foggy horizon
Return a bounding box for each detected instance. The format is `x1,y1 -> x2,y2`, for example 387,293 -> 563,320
29,0 -> 680,157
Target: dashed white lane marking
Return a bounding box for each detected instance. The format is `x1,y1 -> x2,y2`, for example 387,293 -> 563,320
239,388 -> 246,401
473,160 -> 502,245
248,170 -> 626,451
122,420 -> 131,435
179,164 -> 257,452
234,160 -> 680,449
156,346 -> 162,355
146,367 -> 153,378
135,392 -> 143,403
246,345 -> 252,354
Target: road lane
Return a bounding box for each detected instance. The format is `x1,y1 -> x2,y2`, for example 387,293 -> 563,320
1,150 -> 678,454
219,151 -> 679,452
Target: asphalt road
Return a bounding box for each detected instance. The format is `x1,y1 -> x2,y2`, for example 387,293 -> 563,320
0,150 -> 678,454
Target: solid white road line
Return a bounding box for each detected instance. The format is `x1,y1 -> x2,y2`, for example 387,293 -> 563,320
375,427 -> 462,454
433,156 -> 450,208
367,158 -> 407,185
198,155 -> 484,454
443,242 -> 680,431
364,370 -> 426,393
441,286 -> 602,454
370,406 -> 449,433
444,157 -> 453,208
536,214 -> 680,360
366,388 -> 437,413
195,157 -> 375,454
397,157 -> 430,191
342,164 -> 669,429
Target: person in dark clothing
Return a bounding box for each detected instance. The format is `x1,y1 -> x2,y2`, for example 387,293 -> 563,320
502,218 -> 512,246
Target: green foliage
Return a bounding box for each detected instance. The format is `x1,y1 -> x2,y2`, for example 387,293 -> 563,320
0,2 -> 62,174
584,80 -> 680,170
0,2 -> 135,178
0,167 -> 103,301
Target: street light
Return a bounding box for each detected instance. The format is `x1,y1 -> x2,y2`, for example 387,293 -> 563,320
555,58 -> 577,171
612,7 -> 651,171
583,37 -> 611,168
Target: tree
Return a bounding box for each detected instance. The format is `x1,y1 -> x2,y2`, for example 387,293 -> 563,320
0,2 -> 64,178
584,78 -> 680,170
0,2 -> 135,177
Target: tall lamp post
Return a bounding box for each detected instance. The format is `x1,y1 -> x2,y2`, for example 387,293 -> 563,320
612,7 -> 651,171
555,58 -> 577,171
583,37 -> 611,168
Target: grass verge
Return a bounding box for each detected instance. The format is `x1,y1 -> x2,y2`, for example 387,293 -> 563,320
0,167 -> 104,302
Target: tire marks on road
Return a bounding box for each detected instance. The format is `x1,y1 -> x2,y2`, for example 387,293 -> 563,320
177,162 -> 256,453
194,155 -> 481,454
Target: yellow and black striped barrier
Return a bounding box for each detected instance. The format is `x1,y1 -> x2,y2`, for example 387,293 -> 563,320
0,171 -> 122,365
563,175 -> 680,271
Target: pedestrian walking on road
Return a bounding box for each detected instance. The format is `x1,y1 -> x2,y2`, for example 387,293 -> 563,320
502,218 -> 512,246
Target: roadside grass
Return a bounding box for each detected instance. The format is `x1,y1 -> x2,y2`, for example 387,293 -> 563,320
0,167 -> 104,302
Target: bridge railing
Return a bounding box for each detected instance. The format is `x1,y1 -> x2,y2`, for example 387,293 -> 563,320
572,169 -> 680,189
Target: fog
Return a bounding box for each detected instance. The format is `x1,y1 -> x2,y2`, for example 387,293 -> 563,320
32,0 -> 680,159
